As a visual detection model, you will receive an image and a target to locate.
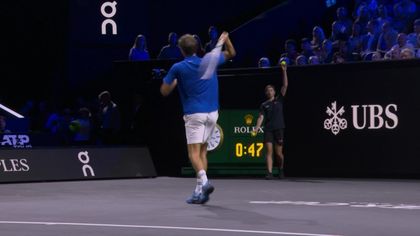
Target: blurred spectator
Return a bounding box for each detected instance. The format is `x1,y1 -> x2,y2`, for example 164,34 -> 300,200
333,51 -> 346,63
97,91 -> 121,145
320,39 -> 334,63
0,115 -> 11,133
70,107 -> 92,145
394,0 -> 417,31
396,33 -> 415,51
300,38 -> 315,59
45,108 -> 73,145
258,57 -> 271,68
348,23 -> 364,54
371,51 -> 382,61
129,34 -> 150,61
280,39 -> 299,64
296,55 -> 308,65
311,26 -> 326,50
376,4 -> 392,30
308,55 -> 321,65
384,45 -> 401,60
416,34 -> 420,58
377,21 -> 398,54
158,32 -> 183,60
332,7 -> 353,41
278,56 -> 291,66
205,26 -> 219,53
361,19 -> 381,57
400,48 -> 415,59
354,5 -> 371,34
193,34 -> 205,57
407,19 -> 420,46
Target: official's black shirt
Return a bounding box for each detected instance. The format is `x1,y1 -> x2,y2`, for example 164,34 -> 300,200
259,95 -> 285,131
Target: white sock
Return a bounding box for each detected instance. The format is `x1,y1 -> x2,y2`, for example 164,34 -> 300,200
198,170 -> 208,186
194,178 -> 202,194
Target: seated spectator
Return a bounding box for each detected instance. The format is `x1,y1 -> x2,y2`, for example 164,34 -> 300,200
97,91 -> 121,145
278,56 -> 291,66
332,7 -> 353,41
407,19 -> 420,46
333,51 -> 346,63
258,57 -> 271,68
376,4 -> 393,30
354,5 -> 371,34
401,48 -> 415,59
308,56 -> 320,65
416,34 -> 420,58
384,45 -> 401,60
348,23 -> 363,55
320,39 -> 334,63
129,34 -> 150,61
70,107 -> 92,145
396,33 -> 415,51
280,39 -> 299,64
205,26 -> 219,53
363,51 -> 382,61
311,26 -> 326,50
296,55 -> 308,65
300,38 -> 314,59
377,21 -> 398,54
371,51 -> 382,61
394,0 -> 417,32
361,19 -> 381,57
0,115 -> 11,133
157,32 -> 183,60
193,34 -> 205,57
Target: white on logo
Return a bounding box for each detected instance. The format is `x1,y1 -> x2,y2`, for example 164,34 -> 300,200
324,101 -> 347,135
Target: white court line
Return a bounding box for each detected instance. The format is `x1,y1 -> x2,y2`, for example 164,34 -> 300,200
0,220 -> 343,236
249,201 -> 420,210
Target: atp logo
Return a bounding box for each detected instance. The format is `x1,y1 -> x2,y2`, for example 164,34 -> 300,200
324,101 -> 348,135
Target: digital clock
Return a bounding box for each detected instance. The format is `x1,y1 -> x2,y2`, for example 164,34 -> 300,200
235,142 -> 264,157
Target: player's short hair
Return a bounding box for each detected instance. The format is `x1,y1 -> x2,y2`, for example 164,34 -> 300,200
265,84 -> 275,92
178,34 -> 198,56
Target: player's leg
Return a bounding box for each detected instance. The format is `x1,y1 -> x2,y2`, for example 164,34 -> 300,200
265,142 -> 274,179
184,113 -> 207,204
273,129 -> 285,179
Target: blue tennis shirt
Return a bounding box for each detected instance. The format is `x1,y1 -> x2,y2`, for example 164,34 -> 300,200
163,54 -> 225,115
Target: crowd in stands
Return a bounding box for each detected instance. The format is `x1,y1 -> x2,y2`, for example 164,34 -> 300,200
129,0 -> 420,68
273,0 -> 420,67
6,91 -> 145,147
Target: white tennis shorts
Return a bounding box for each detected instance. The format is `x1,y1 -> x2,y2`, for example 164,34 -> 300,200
183,111 -> 218,144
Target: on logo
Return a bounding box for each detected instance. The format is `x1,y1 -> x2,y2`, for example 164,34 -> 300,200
324,101 -> 348,135
101,1 -> 117,35
78,151 -> 95,177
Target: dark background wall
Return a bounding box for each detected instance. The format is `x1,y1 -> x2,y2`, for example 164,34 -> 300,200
2,0 -> 353,107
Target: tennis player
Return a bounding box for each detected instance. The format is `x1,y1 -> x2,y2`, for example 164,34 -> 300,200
160,32 -> 236,204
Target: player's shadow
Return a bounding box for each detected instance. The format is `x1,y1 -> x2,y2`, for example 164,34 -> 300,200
199,205 -> 314,226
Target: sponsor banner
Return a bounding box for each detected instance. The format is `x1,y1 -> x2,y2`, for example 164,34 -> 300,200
0,147 -> 156,183
1,134 -> 32,149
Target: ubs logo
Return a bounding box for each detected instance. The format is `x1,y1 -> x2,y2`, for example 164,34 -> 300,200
324,101 -> 399,135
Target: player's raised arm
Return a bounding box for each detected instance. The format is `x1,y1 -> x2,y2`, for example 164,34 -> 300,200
280,62 -> 288,97
221,32 -> 236,61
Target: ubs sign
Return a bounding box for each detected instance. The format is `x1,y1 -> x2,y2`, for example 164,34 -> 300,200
324,101 -> 398,135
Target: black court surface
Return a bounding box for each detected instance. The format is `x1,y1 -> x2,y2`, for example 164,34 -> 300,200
1,177 -> 420,236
